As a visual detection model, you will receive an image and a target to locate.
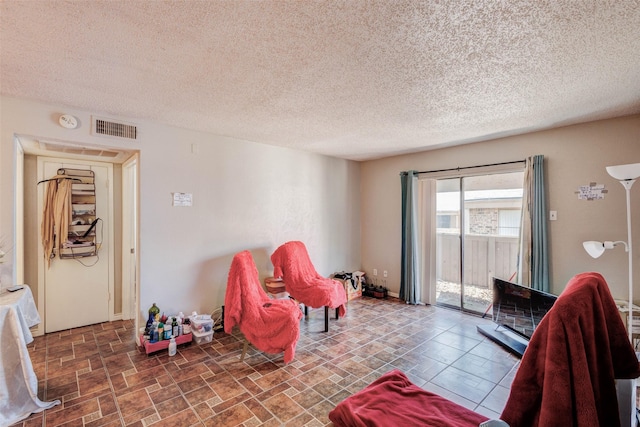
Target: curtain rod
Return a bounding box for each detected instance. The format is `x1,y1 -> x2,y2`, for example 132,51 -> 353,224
412,159 -> 526,175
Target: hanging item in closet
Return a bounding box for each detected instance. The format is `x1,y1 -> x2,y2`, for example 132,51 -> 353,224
40,174 -> 74,267
39,168 -> 98,265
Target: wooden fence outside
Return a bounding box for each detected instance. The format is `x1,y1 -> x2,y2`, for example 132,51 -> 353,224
436,232 -> 519,288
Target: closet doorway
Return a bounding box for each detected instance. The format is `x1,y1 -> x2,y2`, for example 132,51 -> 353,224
37,157 -> 113,332
17,135 -> 138,336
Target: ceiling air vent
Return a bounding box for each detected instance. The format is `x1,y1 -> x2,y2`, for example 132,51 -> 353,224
38,141 -> 123,158
92,116 -> 138,140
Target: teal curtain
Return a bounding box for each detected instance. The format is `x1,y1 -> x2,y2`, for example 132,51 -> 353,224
531,155 -> 550,292
518,155 -> 550,292
400,171 -> 420,304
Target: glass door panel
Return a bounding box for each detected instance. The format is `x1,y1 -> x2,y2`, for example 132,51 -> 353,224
435,171 -> 524,314
435,178 -> 461,308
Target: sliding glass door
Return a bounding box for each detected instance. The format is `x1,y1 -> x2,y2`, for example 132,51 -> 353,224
435,171 -> 524,314
435,178 -> 462,308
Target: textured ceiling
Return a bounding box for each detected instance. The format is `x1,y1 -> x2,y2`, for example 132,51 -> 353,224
1,1 -> 639,161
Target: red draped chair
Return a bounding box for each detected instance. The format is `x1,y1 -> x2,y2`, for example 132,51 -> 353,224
224,250 -> 303,363
270,241 -> 347,332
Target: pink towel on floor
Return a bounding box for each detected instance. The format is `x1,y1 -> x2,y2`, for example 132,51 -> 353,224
270,241 -> 347,316
501,272 -> 640,427
224,250 -> 303,363
328,369 -> 489,427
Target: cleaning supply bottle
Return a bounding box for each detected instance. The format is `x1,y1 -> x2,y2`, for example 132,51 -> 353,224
168,337 -> 177,356
172,317 -> 179,337
150,322 -> 159,342
144,311 -> 154,336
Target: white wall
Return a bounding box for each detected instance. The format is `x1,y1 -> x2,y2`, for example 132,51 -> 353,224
0,96 -> 361,329
360,114 -> 640,300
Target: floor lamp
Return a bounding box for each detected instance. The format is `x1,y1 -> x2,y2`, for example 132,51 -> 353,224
583,162 -> 640,343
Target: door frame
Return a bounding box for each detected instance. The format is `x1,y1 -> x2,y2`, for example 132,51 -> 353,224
14,137 -> 25,285
36,156 -> 116,332
121,153 -> 139,322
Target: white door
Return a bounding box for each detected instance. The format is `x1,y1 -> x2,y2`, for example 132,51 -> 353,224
38,157 -> 113,332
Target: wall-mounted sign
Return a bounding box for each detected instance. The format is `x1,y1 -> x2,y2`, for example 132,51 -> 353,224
172,192 -> 193,207
576,183 -> 607,200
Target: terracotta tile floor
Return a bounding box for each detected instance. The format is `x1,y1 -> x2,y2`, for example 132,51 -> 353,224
13,297 -> 520,427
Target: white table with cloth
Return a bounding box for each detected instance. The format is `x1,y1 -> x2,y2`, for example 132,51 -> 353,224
0,286 -> 60,427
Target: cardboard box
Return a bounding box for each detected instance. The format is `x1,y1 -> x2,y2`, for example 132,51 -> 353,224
335,277 -> 362,301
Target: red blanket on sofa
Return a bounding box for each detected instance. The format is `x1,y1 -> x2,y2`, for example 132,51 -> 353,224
270,241 -> 347,316
328,369 -> 488,427
501,272 -> 640,427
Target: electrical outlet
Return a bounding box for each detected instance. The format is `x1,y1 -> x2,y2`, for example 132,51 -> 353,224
373,269 -> 378,276
383,270 -> 388,278
549,210 -> 557,221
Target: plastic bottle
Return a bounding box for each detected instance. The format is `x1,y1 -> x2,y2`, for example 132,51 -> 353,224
172,317 -> 179,337
144,311 -> 154,336
150,322 -> 159,342
168,337 -> 177,356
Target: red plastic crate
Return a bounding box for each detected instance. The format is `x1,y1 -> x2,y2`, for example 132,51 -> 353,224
140,333 -> 192,355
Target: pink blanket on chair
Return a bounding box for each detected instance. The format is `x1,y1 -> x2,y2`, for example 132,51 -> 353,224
270,241 -> 347,316
224,251 -> 303,363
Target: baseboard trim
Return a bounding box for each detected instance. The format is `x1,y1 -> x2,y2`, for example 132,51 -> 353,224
31,324 -> 44,337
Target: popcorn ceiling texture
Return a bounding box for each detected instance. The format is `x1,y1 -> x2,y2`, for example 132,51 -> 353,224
1,1 -> 639,160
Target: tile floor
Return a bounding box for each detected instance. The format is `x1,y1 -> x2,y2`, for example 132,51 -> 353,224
12,297 -> 520,427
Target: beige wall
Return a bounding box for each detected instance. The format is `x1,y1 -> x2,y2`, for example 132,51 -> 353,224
1,96 -> 361,330
360,114 -> 640,300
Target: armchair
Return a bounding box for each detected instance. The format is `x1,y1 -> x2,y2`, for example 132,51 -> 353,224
270,241 -> 347,332
224,250 -> 303,363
